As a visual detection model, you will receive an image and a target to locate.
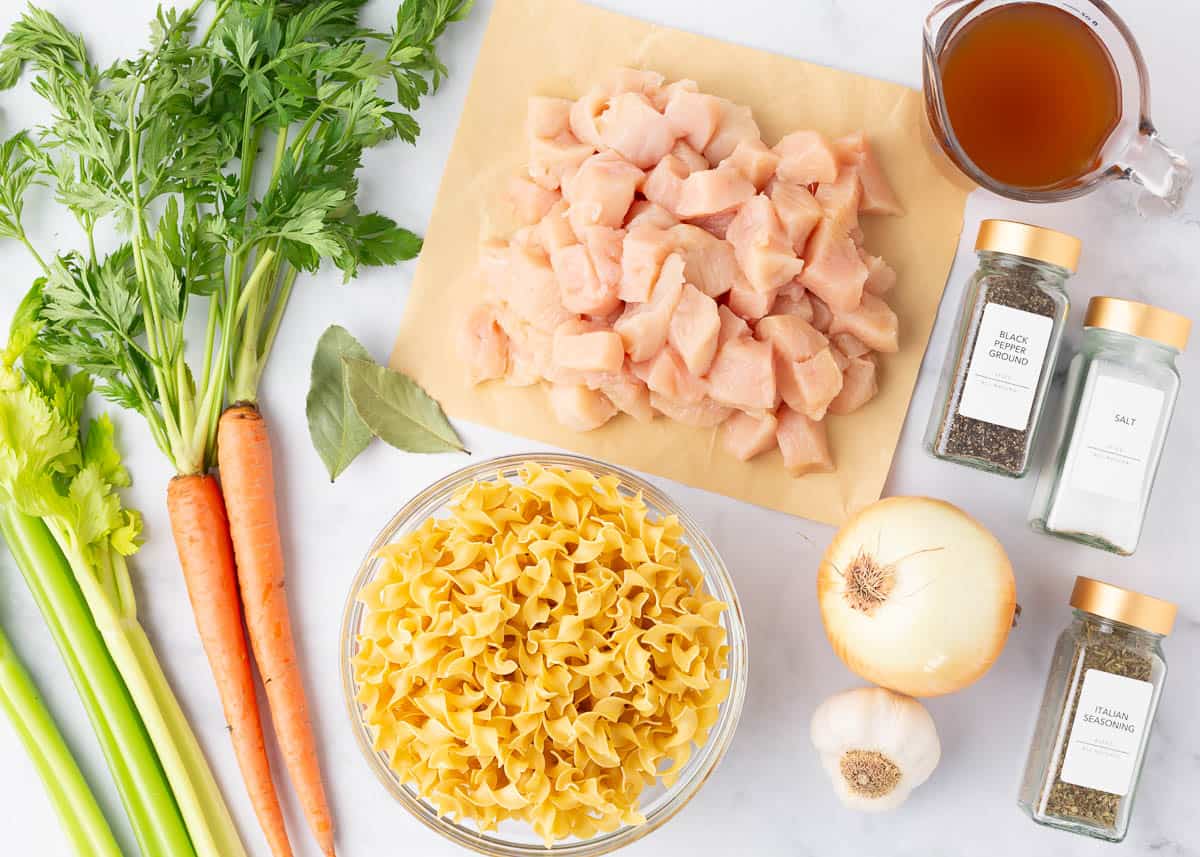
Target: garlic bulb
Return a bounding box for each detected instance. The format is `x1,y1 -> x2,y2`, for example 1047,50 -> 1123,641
810,686 -> 940,811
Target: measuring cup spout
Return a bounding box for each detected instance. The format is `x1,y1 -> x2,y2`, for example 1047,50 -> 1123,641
1118,128 -> 1193,214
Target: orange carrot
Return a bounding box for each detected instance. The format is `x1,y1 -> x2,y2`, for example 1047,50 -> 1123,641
218,405 -> 336,857
166,474 -> 295,857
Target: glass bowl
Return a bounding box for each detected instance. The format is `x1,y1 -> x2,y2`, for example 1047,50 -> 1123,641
339,453 -> 748,856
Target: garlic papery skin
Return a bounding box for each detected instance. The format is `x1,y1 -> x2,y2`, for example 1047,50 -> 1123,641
811,686 -> 940,812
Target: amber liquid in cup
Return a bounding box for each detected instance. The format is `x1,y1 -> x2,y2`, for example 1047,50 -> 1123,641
938,3 -> 1120,190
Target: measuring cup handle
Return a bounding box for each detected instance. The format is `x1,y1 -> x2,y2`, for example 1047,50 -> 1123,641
1118,128 -> 1193,214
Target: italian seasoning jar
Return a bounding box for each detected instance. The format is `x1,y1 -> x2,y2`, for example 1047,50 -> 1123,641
926,220 -> 1081,476
1019,577 -> 1175,843
1030,298 -> 1190,555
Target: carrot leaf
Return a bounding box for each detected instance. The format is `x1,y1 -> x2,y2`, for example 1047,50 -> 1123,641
306,324 -> 375,481
344,356 -> 465,454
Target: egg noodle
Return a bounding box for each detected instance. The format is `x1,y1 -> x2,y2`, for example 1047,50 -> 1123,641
353,462 -> 730,844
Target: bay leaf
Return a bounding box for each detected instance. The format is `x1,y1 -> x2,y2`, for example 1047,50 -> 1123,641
344,357 -> 465,454
305,325 -> 375,480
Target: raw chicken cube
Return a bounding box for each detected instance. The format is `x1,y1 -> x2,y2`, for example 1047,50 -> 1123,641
800,218 -> 869,313
676,165 -> 757,219
831,332 -> 870,358
526,96 -> 573,140
459,304 -> 509,384
507,175 -> 560,225
815,167 -> 862,235
755,314 -> 828,362
809,294 -> 834,332
668,284 -> 722,375
534,199 -> 577,253
498,245 -> 576,331
706,336 -> 776,411
599,370 -> 655,423
829,355 -> 878,414
641,154 -> 690,214
832,131 -> 903,216
664,88 -> 724,152
669,223 -> 746,298
650,393 -> 733,428
528,132 -> 595,191
776,407 -> 834,476
773,130 -> 838,185
655,77 -> 699,111
772,281 -> 815,320
496,309 -> 553,384
614,253 -> 686,360
569,89 -> 607,147
703,99 -> 761,165
721,138 -> 780,191
829,293 -> 900,353
625,200 -> 678,230
563,151 -> 644,234
597,92 -> 680,169
635,347 -> 707,403
552,321 -> 625,372
671,140 -> 710,173
550,243 -> 621,316
727,282 -> 779,321
717,304 -> 751,347
768,180 -> 822,251
582,226 -> 624,291
720,410 -> 779,461
726,195 -> 806,293
777,347 -> 844,419
548,383 -> 619,431
619,224 -> 674,303
861,252 -> 897,296
684,209 -> 739,240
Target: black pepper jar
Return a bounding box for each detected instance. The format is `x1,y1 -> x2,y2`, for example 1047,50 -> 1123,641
926,220 -> 1081,476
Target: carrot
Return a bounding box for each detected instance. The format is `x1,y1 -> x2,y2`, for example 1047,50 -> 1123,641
218,405 -> 336,857
166,474 -> 295,857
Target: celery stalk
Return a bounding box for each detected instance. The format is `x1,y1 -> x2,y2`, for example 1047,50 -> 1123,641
0,506 -> 196,857
0,621 -> 124,857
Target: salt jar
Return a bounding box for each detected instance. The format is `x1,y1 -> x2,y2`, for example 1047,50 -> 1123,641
1029,297 -> 1190,555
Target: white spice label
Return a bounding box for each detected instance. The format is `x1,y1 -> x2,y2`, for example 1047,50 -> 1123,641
1069,376 -> 1165,501
957,304 -> 1054,430
1061,669 -> 1154,796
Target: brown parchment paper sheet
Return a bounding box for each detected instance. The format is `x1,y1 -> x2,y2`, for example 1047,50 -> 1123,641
391,0 -> 970,526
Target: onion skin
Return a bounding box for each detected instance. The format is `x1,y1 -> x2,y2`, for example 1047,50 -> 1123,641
817,497 -> 1017,697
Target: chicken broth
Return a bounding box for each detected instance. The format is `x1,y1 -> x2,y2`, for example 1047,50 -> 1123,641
938,3 -> 1121,190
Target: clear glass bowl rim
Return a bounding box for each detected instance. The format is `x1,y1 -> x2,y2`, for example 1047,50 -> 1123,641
338,452 -> 750,857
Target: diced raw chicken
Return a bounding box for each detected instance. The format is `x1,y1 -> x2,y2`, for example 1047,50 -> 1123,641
684,209 -> 738,240
635,347 -> 707,403
664,89 -> 724,152
569,89 -> 607,147
459,304 -> 509,384
597,93 -> 680,169
773,131 -> 838,185
668,284 -> 721,375
727,282 -> 779,321
613,253 -> 686,360
768,180 -> 822,252
720,410 -> 779,461
582,226 -> 624,291
833,131 -> 903,216
829,293 -> 900,353
778,347 -> 844,419
531,200 -> 576,255
599,369 -> 655,422
548,384 -> 619,431
654,77 -> 699,111
597,67 -> 666,99
706,336 -> 776,411
800,218 -> 869,313
755,314 -> 828,362
726,195 -> 806,293
722,138 -> 780,191
861,252 -> 897,296
497,245 -> 576,331
495,308 -> 553,384
509,225 -> 537,250
829,355 -> 878,415
564,151 -> 644,234
527,132 -> 594,191
703,99 -> 761,165
809,294 -> 834,332
526,96 -> 573,140
553,321 -> 625,372
619,224 -> 674,303
650,393 -> 733,428
507,176 -> 560,225
676,165 -> 757,220
671,141 -> 710,174
641,154 -> 690,214
831,332 -> 870,358
830,347 -> 850,372
815,167 -> 862,235
772,281 -> 814,320
776,407 -> 834,476
625,200 -> 678,230
717,304 -> 750,347
550,243 -> 621,316
669,224 -> 746,299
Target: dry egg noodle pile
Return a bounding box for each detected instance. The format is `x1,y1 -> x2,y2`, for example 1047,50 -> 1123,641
353,463 -> 730,843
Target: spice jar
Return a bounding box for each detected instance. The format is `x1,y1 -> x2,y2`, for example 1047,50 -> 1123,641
1019,577 -> 1175,842
926,220 -> 1081,476
1030,298 -> 1190,555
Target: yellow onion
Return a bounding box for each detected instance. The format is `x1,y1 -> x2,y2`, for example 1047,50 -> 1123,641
817,497 -> 1016,697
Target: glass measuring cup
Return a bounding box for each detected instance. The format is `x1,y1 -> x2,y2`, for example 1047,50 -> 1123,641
923,0 -> 1191,211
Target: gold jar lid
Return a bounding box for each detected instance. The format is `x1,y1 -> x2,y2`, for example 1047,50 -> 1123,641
1084,297 -> 1191,351
1070,576 -> 1176,636
975,219 -> 1082,272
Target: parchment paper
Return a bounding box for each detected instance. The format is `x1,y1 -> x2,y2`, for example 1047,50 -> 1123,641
391,0 -> 970,526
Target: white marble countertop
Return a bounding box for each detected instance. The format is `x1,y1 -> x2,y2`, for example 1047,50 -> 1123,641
0,1 -> 1197,856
